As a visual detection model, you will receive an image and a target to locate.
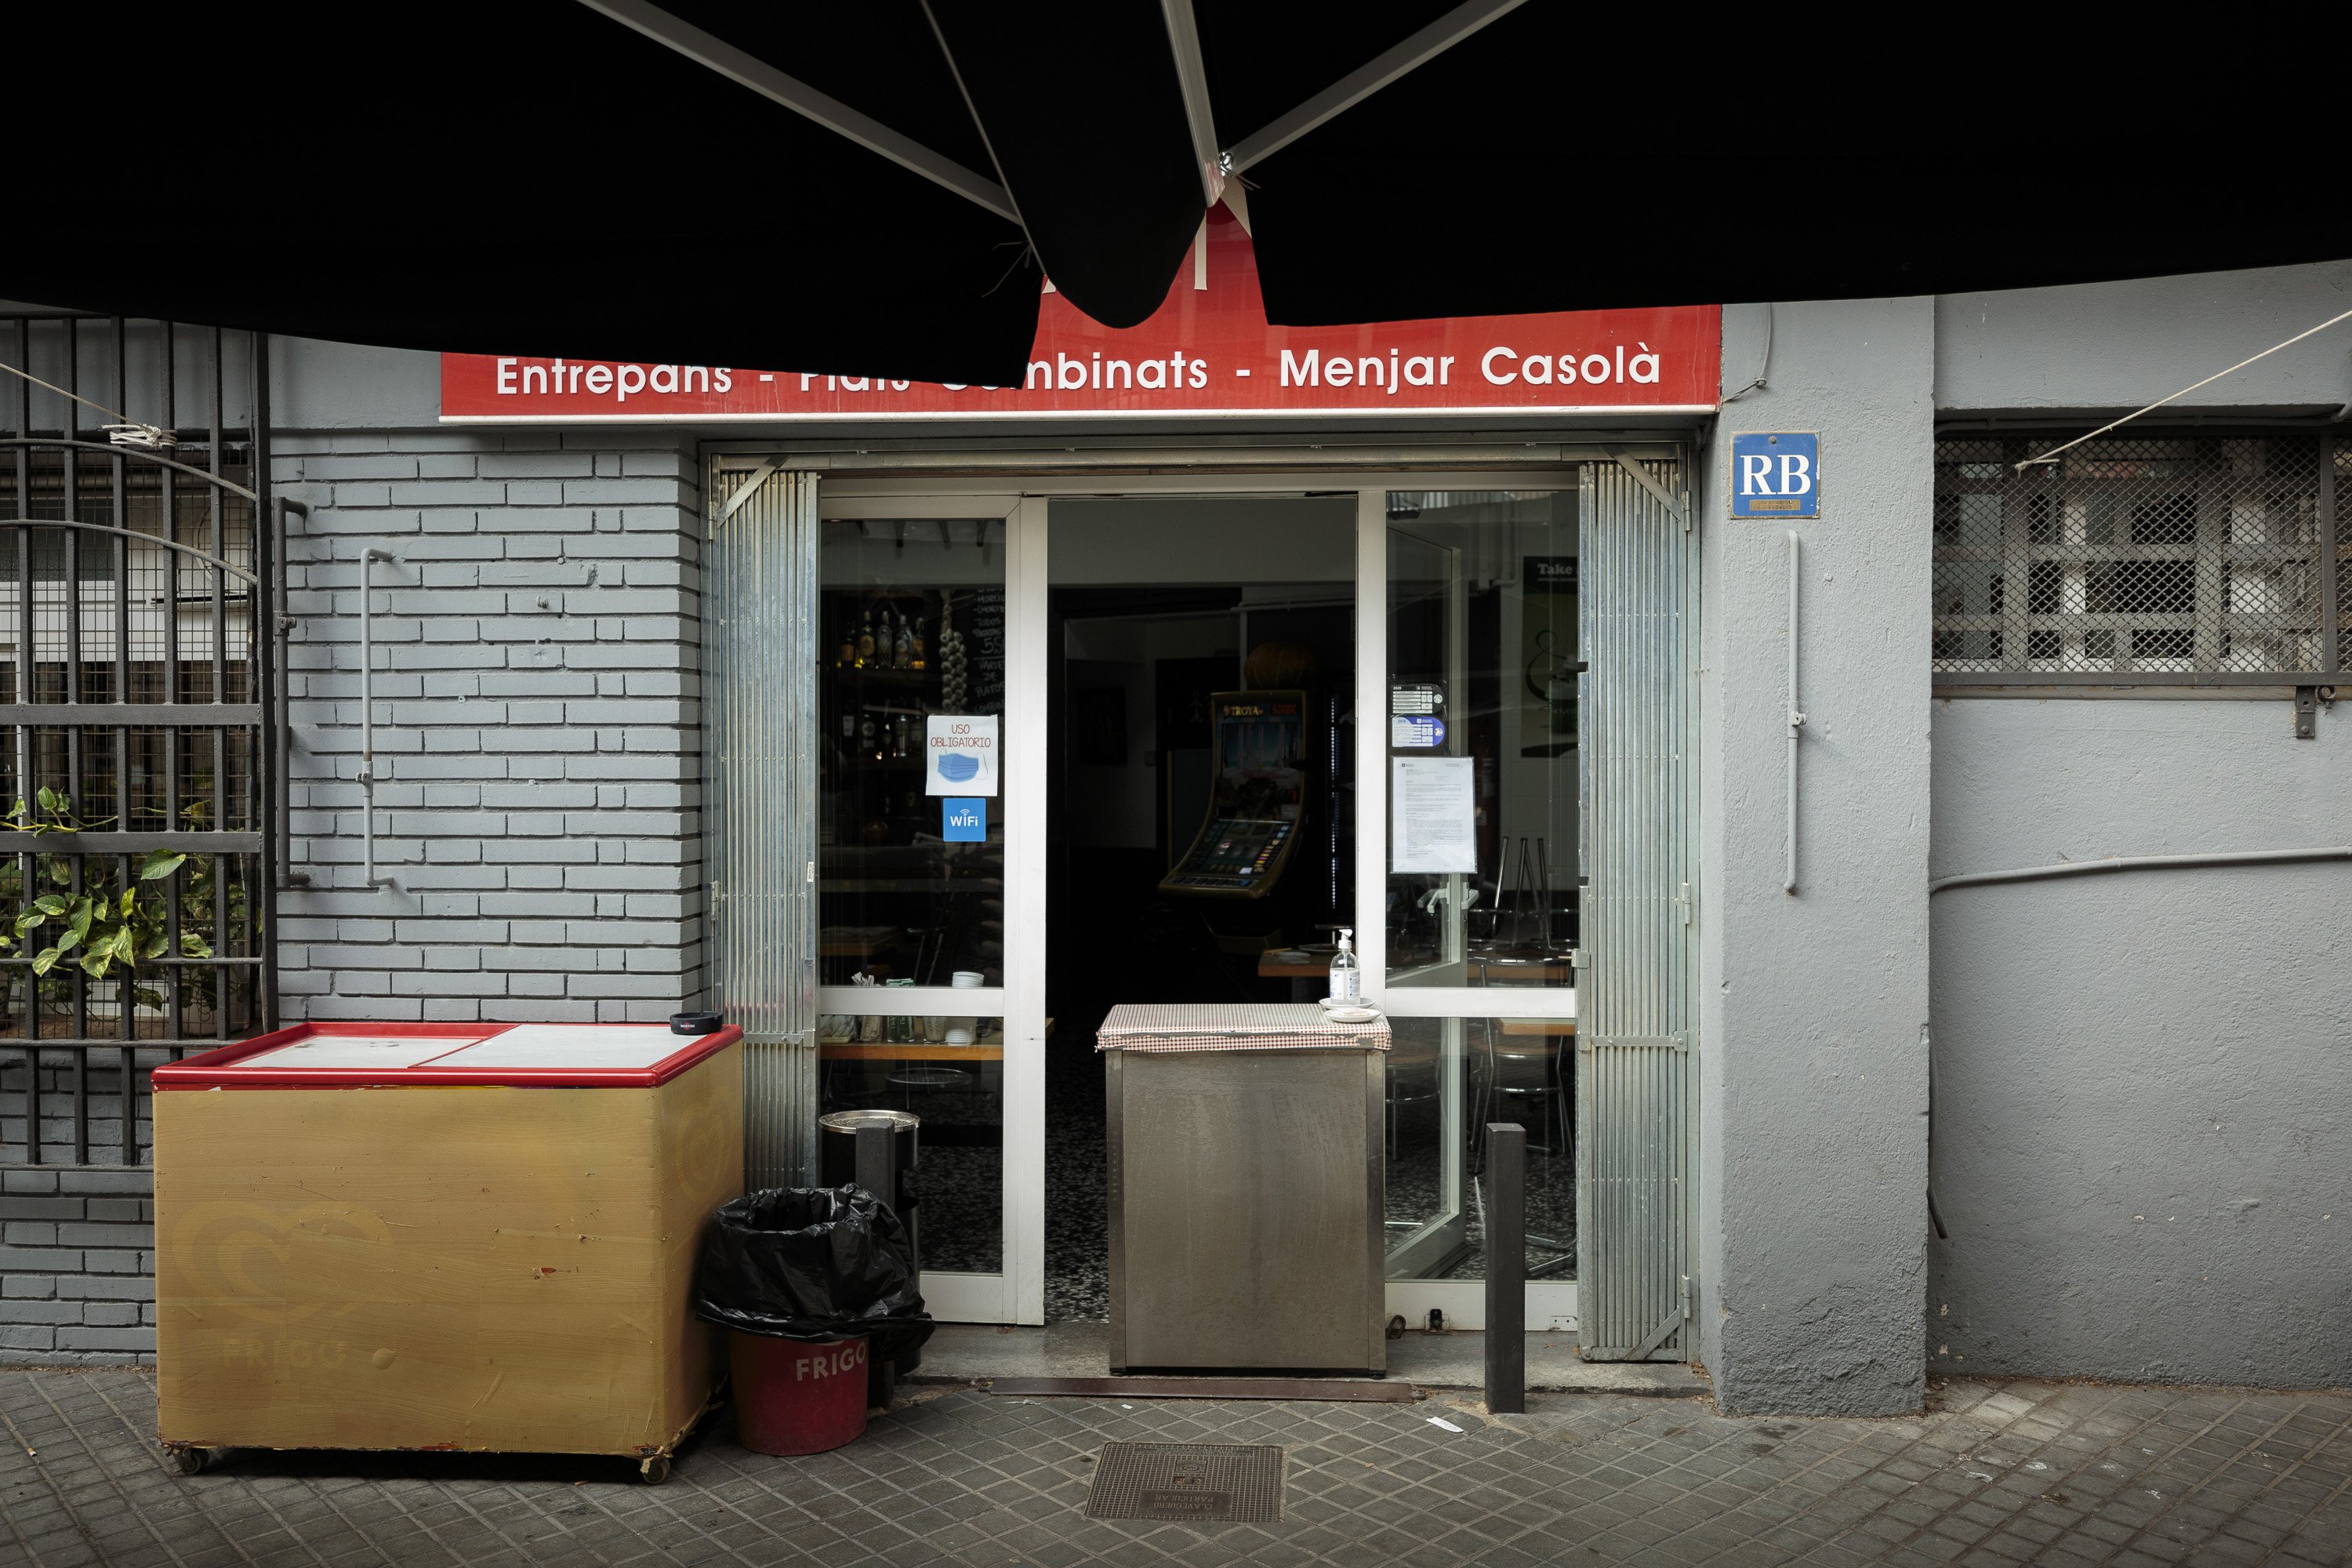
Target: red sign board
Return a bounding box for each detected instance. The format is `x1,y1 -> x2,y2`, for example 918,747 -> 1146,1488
441,210 -> 1719,423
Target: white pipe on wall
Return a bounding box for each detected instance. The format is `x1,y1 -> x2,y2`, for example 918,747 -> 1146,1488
358,546 -> 397,891
1784,531 -> 1805,895
1929,845 -> 2352,895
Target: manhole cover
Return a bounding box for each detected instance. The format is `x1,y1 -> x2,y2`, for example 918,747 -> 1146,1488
1086,1442 -> 1284,1523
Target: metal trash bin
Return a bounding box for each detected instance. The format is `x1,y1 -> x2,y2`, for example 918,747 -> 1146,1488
818,1109 -> 920,1253
816,1109 -> 924,1392
1098,1004 -> 1389,1374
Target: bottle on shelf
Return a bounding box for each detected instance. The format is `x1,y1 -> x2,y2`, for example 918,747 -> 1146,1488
855,611 -> 876,669
836,619 -> 855,667
1328,927 -> 1362,1004
910,615 -> 927,671
860,712 -> 878,757
895,611 -> 914,670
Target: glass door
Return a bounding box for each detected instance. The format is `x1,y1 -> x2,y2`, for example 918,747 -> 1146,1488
1365,488 -> 1582,1331
811,497 -> 1045,1323
800,474 -> 1588,1333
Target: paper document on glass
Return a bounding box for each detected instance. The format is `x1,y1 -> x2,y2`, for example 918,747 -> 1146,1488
1392,757 -> 1478,873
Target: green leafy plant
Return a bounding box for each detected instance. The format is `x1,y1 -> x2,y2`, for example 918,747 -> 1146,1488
0,788 -> 218,1017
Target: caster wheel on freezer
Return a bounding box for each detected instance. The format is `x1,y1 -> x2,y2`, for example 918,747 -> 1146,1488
166,1447 -> 212,1476
638,1455 -> 671,1486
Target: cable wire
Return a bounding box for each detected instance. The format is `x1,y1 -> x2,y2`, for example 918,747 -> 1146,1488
2014,305 -> 2352,473
0,358 -> 176,448
1722,302 -> 1772,403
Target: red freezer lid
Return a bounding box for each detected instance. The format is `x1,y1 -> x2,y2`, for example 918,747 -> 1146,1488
152,1021 -> 744,1090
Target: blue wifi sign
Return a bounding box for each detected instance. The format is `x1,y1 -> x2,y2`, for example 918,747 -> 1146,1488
942,798 -> 987,842
1730,432 -> 1820,520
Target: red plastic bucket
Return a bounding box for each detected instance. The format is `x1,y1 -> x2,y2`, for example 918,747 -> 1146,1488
729,1332 -> 870,1456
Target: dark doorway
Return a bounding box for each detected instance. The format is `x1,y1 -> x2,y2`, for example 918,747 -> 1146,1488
1042,497 -> 1356,1319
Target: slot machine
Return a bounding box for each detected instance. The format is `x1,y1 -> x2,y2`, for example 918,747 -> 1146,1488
1159,691 -> 1308,901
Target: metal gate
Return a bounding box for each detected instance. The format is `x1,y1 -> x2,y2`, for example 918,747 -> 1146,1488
0,314 -> 281,1167
1576,453 -> 1697,1360
705,463 -> 821,1186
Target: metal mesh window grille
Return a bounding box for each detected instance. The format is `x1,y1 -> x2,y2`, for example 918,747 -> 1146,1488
0,314 -> 278,1167
1933,432 -> 2343,684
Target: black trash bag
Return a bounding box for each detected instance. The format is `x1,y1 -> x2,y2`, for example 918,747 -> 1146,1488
693,1186 -> 935,1363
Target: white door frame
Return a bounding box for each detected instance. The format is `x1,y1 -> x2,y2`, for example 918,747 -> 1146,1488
811,493 -> 1044,1327
815,469 -> 1590,1330
1352,485 -> 1580,1333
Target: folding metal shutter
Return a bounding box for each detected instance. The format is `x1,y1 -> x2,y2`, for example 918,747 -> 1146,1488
1575,453 -> 1697,1361
706,466 -> 821,1186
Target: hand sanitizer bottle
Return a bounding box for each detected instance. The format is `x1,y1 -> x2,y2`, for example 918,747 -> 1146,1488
1328,927 -> 1361,1004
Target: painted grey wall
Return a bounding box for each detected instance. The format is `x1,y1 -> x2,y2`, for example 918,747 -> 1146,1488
1927,256 -> 2352,1388
271,337 -> 441,430
1697,299 -> 1936,1414
1927,699 -> 2352,1385
1936,260 -> 2352,415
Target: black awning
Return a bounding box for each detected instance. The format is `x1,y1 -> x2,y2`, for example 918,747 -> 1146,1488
9,2 -> 2348,387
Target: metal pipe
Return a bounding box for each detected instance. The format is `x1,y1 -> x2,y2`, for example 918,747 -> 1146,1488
1483,1122 -> 1526,1413
1930,845 -> 2352,895
276,501 -> 306,889
358,546 -> 397,889
1784,531 -> 1805,895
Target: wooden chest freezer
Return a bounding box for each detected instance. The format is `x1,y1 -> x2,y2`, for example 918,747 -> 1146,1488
152,1022 -> 743,1472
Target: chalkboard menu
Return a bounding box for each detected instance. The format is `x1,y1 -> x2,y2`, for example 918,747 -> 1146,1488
970,586 -> 1005,717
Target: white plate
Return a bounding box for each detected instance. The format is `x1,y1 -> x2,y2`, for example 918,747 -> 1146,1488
1319,1005 -> 1382,1025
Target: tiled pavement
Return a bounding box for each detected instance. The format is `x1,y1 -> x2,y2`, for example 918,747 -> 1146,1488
0,1371 -> 2347,1566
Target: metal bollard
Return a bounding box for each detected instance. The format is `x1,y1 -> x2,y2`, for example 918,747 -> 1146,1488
1485,1123 -> 1526,1414
855,1121 -> 900,1410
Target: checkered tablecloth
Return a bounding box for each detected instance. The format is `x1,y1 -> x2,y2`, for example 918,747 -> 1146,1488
1095,1002 -> 1390,1053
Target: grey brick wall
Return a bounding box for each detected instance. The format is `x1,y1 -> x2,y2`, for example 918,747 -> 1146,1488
274,428 -> 706,1022
0,1168 -> 156,1365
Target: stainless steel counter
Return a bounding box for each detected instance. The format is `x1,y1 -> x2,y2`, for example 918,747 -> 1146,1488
1099,1004 -> 1388,1374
